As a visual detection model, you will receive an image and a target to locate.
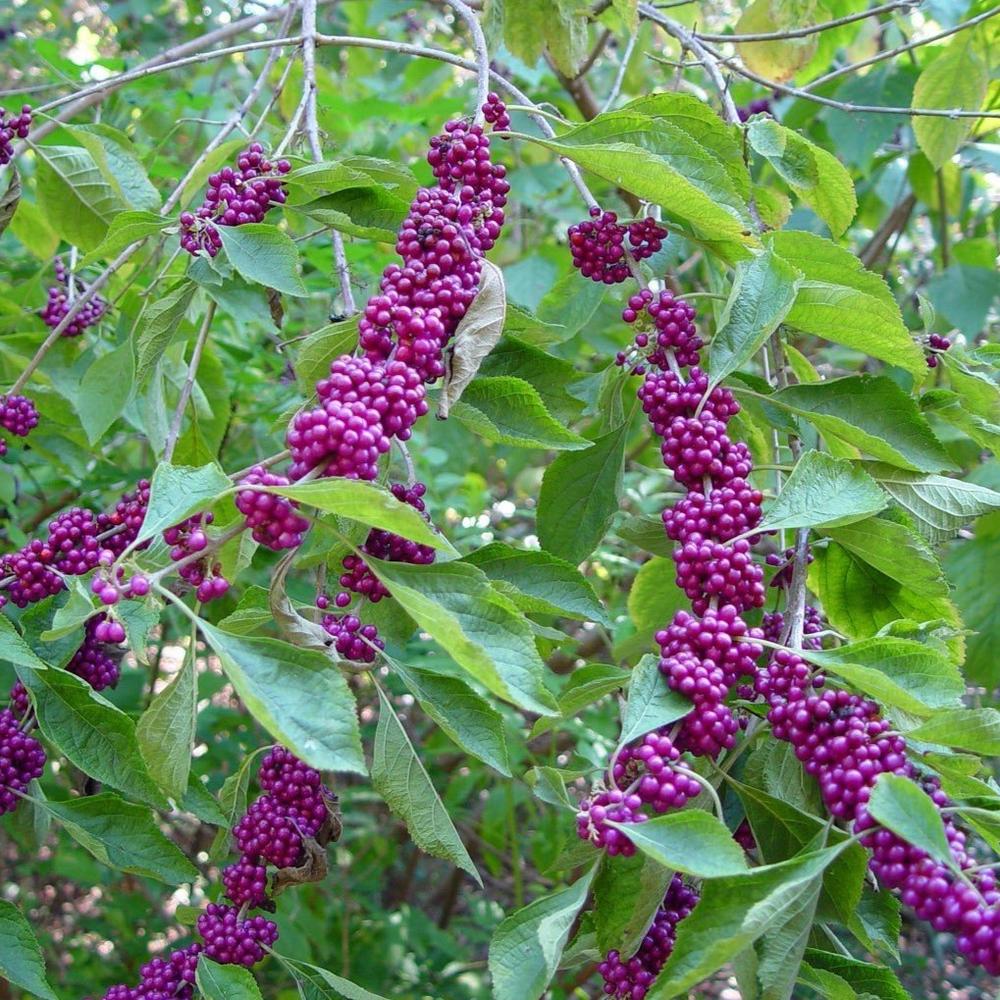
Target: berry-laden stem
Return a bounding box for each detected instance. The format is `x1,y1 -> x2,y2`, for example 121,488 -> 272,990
163,302 -> 216,463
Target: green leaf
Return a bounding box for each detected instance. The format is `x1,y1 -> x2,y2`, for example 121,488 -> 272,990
803,950 -> 908,1000
390,659 -> 511,776
825,516 -> 948,599
649,847 -> 850,998
372,684 -> 480,884
81,210 -> 170,265
869,464 -> 1000,543
733,0 -> 817,82
618,653 -> 691,746
867,773 -> 956,870
766,232 -> 926,379
296,186 -> 409,243
756,874 -> 822,1000
40,792 -> 198,884
594,852 -> 674,957
364,559 -> 558,716
746,118 -> 856,236
537,420 -> 630,564
136,648 -> 196,800
136,461 -> 230,544
73,123 -> 161,211
0,615 -> 49,672
617,514 -> 674,559
557,664 -> 627,717
274,953 -> 392,1000
294,319 -> 358,394
518,116 -> 755,262
810,541 -> 961,647
462,542 -> 608,624
912,41 -> 988,169
805,637 -> 963,716
268,478 -> 450,551
217,224 -> 307,297
77,341 -> 135,443
0,900 -> 59,1000
759,452 -> 887,533
449,376 -> 590,450
209,746 -> 267,860
34,144 -> 124,249
907,708 -> 1000,754
135,279 -> 197,384
848,888 -> 901,961
14,662 -> 167,809
8,195 -> 60,259
708,248 -> 802,383
927,264 -> 1000,337
768,376 -> 956,473
488,865 -> 597,1000
196,957 -> 264,1000
199,623 -> 367,774
610,810 -> 749,878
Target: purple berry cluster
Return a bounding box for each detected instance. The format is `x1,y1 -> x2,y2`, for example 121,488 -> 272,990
619,290 -> 702,370
163,513 -> 229,603
482,91 -> 511,131
0,393 -> 39,457
286,356 -> 428,481
40,257 -> 107,336
0,103 -> 30,165
736,97 -> 772,122
235,465 -> 310,550
926,333 -> 952,368
97,479 -> 152,556
598,875 -> 699,999
0,707 -> 45,815
568,208 -> 667,284
358,100 -> 509,383
179,143 -> 290,256
761,606 -> 824,649
333,482 -> 435,607
320,612 -> 384,663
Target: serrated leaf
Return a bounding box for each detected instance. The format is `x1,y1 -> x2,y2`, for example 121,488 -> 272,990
867,464 -> 1000,542
136,647 -> 196,801
594,851 -> 673,956
77,341 -> 135,443
199,622 -> 366,775
708,247 -> 802,383
802,950 -> 908,1000
912,41 -> 988,169
759,452 -> 887,533
297,186 -> 408,242
364,558 -> 559,717
196,957 -> 264,1000
610,810 -> 749,878
450,375 -> 590,450
34,144 -> 124,249
39,792 -> 198,883
0,615 -> 50,672
218,224 -> 306,297
537,420 -> 630,564
0,900 -> 58,1000
767,375 -> 956,473
274,953 -> 392,1000
135,279 -> 197,384
868,773 -> 956,870
618,653 -> 691,746
268,478 -> 450,551
462,542 -> 608,623
907,708 -> 1000,754
766,232 -> 926,379
136,461 -> 230,544
372,684 -> 480,883
747,118 -> 856,236
73,123 -> 161,211
81,209 -> 170,264
438,260 -> 506,417
14,662 -> 167,809
488,865 -> 597,1000
0,164 -> 21,238
294,319 -> 358,394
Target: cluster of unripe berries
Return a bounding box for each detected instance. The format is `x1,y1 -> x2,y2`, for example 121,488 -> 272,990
0,103 -> 30,165
568,208 -> 667,284
40,257 -> 107,336
179,143 -> 290,256
599,875 -> 699,1000
0,393 -> 39,457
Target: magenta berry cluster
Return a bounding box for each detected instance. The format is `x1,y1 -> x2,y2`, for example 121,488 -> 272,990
599,875 -> 699,999
736,97 -> 772,122
0,103 -> 30,165
97,478 -> 151,556
334,482 -> 435,606
179,143 -> 290,256
619,290 -> 701,371
568,208 -> 667,284
197,904 -> 279,967
65,615 -> 122,691
0,707 -> 46,815
235,465 -> 309,550
0,393 -> 39,457
761,606 -> 824,649
163,513 -> 229,603
40,257 -> 107,336
926,333 -> 952,368
321,612 -> 384,662
482,91 -> 511,131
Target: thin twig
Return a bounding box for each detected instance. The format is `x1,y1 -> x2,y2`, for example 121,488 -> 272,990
164,302 -> 216,462
440,0 -> 491,122
601,30 -> 640,113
